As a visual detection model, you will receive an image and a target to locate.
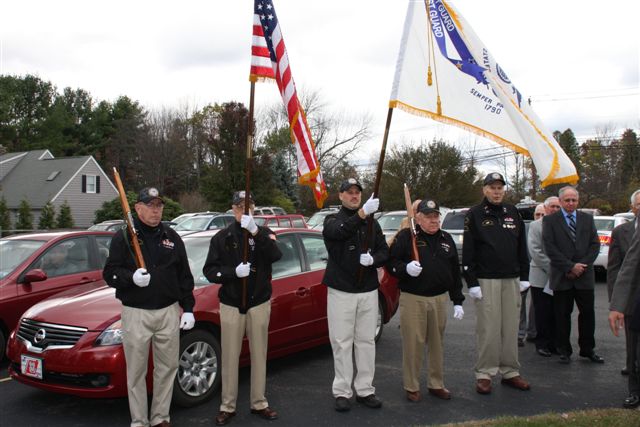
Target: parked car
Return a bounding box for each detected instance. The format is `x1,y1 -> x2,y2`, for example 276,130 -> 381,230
593,215 -> 633,272
306,207 -> 340,231
253,206 -> 286,216
7,228 -> 400,407
441,208 -> 469,262
173,213 -> 235,236
88,220 -> 125,231
0,230 -> 114,359
377,210 -> 407,245
254,214 -> 307,228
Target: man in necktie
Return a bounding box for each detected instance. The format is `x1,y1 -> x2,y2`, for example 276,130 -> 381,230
542,186 -> 602,364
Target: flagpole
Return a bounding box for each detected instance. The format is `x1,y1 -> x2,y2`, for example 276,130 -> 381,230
241,80 -> 257,311
358,107 -> 394,284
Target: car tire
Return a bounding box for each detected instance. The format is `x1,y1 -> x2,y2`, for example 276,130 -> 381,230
375,300 -> 384,343
172,329 -> 221,407
0,329 -> 5,361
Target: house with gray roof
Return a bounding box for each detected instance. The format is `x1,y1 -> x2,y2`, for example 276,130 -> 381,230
0,150 -> 118,229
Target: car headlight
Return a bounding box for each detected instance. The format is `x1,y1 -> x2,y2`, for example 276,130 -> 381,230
95,319 -> 123,346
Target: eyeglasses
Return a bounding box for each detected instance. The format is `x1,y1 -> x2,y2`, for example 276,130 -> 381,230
534,213 -> 544,218
144,202 -> 164,209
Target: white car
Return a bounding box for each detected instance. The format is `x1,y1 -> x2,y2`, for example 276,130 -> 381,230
593,215 -> 633,271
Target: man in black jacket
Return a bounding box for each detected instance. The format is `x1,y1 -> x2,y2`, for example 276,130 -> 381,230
388,198 -> 464,402
463,173 -> 531,395
203,191 -> 282,426
322,178 -> 389,412
104,187 -> 195,427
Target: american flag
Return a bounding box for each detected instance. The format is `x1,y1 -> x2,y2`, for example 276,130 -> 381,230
250,0 -> 328,208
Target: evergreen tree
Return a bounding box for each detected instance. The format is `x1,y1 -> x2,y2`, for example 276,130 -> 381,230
0,196 -> 11,236
38,202 -> 57,229
554,129 -> 582,175
15,199 -> 33,232
56,201 -> 74,229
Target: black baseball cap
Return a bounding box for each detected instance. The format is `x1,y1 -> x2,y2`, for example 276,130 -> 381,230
232,190 -> 255,205
483,172 -> 506,186
137,187 -> 163,204
418,199 -> 440,215
339,178 -> 363,192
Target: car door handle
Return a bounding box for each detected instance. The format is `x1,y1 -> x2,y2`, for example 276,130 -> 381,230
78,277 -> 95,284
295,287 -> 310,297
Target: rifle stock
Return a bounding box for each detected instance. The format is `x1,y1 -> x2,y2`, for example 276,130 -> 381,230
403,184 -> 420,261
112,168 -> 145,269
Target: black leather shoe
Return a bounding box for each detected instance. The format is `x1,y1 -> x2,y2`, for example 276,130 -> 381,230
536,348 -> 552,357
215,411 -> 236,426
335,397 -> 350,412
621,367 -> 630,376
559,355 -> 571,364
356,394 -> 382,408
623,394 -> 640,408
251,407 -> 278,420
579,352 -> 604,363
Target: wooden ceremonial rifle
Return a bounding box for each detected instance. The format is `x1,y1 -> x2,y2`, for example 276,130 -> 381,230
357,108 -> 394,285
112,167 -> 145,269
403,183 -> 420,261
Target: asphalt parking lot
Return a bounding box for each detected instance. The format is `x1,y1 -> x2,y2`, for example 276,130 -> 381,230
0,280 -> 630,427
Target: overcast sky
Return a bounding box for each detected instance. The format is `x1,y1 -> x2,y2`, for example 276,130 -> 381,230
2,0 -> 638,168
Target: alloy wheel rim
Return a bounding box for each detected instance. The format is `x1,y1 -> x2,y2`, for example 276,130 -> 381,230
177,340 -> 218,397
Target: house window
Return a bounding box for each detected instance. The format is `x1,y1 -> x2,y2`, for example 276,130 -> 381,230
81,175 -> 100,194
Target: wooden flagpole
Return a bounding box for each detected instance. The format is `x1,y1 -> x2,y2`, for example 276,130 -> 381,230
241,81 -> 257,311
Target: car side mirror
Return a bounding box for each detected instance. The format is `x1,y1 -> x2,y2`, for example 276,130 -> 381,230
23,269 -> 48,284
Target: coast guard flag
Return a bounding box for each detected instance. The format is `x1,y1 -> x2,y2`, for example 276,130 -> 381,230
250,0 -> 328,207
390,0 -> 578,186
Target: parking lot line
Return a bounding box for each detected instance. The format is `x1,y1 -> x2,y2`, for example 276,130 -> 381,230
0,377 -> 12,382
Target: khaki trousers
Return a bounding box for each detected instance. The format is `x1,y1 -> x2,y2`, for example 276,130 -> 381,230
219,301 -> 271,413
121,303 -> 180,427
327,287 -> 378,398
400,292 -> 448,392
474,278 -> 521,380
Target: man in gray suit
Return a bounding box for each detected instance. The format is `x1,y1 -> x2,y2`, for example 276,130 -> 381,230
528,197 -> 561,357
609,189 -> 640,408
607,189 -> 640,377
542,186 -> 602,364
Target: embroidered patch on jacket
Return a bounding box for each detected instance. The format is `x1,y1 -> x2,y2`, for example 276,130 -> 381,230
441,242 -> 451,252
482,219 -> 494,227
161,239 -> 175,249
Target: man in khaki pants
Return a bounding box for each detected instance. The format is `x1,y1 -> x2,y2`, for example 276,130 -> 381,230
104,187 -> 196,427
203,191 -> 282,426
387,198 -> 465,402
462,173 -> 531,395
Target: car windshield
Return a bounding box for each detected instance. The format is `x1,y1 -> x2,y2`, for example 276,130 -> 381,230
88,223 -> 112,231
307,211 -> 332,227
183,237 -> 214,287
442,212 -> 466,230
594,218 -> 615,232
175,216 -> 212,231
254,218 -> 267,226
377,214 -> 406,231
0,239 -> 46,279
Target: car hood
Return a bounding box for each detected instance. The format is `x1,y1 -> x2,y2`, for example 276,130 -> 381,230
22,283 -> 122,331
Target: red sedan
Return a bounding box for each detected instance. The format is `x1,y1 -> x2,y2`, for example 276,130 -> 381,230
0,230 -> 114,360
7,228 -> 400,407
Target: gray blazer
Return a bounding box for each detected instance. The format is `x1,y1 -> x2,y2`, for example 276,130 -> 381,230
528,218 -> 550,288
607,220 -> 639,311
542,210 -> 600,291
610,224 -> 640,313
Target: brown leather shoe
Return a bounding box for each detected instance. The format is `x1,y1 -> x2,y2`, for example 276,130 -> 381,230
476,379 -> 491,394
406,390 -> 421,402
501,375 -> 531,391
151,422 -> 171,427
428,387 -> 451,400
215,411 -> 236,426
251,407 -> 278,420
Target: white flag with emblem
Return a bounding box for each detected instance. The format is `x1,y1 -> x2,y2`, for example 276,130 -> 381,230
390,0 -> 578,186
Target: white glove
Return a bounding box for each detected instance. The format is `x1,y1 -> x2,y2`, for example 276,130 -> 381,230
241,214 -> 258,235
519,281 -> 531,292
406,260 -> 422,277
359,251 -> 374,267
180,313 -> 195,330
469,286 -> 483,300
235,262 -> 251,278
362,195 -> 380,216
453,305 -> 464,320
133,268 -> 150,287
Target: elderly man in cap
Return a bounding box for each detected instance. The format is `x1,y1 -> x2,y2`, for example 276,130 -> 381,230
322,178 -> 389,412
388,198 -> 464,402
104,187 -> 195,427
462,173 -> 531,395
203,191 -> 282,425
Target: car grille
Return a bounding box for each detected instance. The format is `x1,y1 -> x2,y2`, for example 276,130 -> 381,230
17,319 -> 87,352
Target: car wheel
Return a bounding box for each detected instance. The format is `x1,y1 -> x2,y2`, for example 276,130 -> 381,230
0,329 -> 5,361
172,329 -> 221,407
375,300 -> 384,343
